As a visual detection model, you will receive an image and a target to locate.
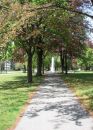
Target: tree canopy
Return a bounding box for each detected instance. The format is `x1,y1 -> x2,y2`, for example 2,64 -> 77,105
0,0 -> 93,82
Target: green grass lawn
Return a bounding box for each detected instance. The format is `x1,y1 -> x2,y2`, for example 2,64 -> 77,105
0,71 -> 43,130
62,72 -> 93,111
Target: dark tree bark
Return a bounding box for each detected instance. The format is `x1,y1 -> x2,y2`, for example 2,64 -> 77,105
70,56 -> 73,70
36,48 -> 43,76
64,50 -> 68,74
60,50 -> 65,73
27,49 -> 33,83
42,61 -> 44,74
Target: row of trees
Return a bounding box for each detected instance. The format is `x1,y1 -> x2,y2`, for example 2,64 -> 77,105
0,0 -> 93,82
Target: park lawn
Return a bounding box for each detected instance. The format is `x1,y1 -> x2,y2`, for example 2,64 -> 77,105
0,71 -> 43,130
62,72 -> 93,111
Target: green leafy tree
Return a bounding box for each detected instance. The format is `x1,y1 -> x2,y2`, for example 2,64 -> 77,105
78,47 -> 93,70
0,0 -> 91,81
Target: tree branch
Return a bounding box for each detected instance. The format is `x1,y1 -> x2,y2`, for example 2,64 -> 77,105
91,0 -> 93,5
30,3 -> 93,19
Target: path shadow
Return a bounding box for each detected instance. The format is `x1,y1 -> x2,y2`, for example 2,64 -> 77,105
21,74 -> 92,129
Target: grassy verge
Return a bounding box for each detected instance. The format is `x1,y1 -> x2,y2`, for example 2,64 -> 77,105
62,72 -> 93,111
0,71 -> 43,130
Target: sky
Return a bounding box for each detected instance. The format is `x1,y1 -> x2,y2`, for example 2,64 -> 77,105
81,1 -> 93,41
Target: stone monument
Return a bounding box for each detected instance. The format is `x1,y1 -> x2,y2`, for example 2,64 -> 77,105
50,57 -> 55,73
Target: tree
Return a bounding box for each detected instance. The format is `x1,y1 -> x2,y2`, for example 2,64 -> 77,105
41,7 -> 86,74
78,47 -> 93,70
0,0 -> 92,81
91,0 -> 93,5
36,47 -> 43,76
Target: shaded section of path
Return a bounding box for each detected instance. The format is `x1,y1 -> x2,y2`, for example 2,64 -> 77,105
15,73 -> 93,130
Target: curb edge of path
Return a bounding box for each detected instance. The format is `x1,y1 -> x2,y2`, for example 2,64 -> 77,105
7,84 -> 42,130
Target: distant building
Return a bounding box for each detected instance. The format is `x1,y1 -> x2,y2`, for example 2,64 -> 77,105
0,60 -> 12,72
4,61 -> 11,71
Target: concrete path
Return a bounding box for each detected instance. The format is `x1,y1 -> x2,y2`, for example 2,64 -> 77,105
15,73 -> 93,130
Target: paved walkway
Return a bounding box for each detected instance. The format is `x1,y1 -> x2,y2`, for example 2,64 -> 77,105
15,73 -> 93,130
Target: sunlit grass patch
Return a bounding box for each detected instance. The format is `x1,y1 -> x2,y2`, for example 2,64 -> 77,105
62,73 -> 93,111
0,71 -> 43,130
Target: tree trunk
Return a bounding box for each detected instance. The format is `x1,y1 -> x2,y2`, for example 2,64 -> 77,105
42,61 -> 44,74
60,50 -> 64,73
71,56 -> 73,70
36,48 -> 43,76
27,50 -> 32,83
65,50 -> 68,74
